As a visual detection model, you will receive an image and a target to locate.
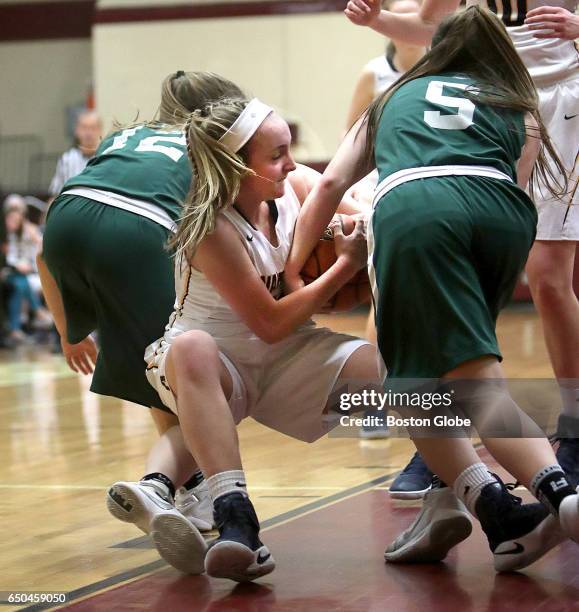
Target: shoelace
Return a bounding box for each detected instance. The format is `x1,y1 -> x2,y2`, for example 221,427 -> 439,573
491,473 -> 522,508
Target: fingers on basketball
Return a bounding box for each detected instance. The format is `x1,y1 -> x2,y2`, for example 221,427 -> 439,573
300,214 -> 371,312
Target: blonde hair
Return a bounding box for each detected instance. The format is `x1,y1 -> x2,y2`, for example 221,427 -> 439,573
113,71 -> 245,131
168,97 -> 255,259
363,6 -> 567,200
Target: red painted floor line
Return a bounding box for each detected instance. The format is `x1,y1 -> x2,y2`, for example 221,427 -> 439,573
61,461 -> 579,611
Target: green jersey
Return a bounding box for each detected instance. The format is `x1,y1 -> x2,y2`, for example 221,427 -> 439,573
374,74 -> 526,184
63,125 -> 191,222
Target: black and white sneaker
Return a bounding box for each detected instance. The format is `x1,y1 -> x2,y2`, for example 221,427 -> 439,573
475,478 -> 565,572
205,492 -> 275,582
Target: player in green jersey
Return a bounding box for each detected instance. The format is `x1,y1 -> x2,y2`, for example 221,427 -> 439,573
37,71 -> 244,572
286,7 -> 579,572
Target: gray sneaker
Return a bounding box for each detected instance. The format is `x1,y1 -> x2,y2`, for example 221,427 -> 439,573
385,487 -> 472,563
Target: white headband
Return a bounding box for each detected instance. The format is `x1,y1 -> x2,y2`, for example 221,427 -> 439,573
219,98 -> 274,153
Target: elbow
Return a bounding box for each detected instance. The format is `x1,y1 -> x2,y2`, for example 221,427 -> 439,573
317,174 -> 348,203
251,316 -> 287,345
255,324 -> 284,345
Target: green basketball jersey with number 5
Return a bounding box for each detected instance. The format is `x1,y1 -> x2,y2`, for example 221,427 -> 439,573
62,125 -> 191,221
375,74 -> 527,184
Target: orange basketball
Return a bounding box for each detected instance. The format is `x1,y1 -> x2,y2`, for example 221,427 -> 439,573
300,215 -> 372,312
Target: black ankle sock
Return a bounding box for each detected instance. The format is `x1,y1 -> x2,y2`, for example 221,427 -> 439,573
141,472 -> 176,498
530,466 -> 575,515
183,470 -> 204,491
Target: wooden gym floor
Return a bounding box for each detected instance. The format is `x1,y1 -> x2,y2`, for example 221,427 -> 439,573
1,306 -> 578,611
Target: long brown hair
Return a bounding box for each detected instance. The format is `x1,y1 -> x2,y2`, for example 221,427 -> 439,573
363,6 -> 567,199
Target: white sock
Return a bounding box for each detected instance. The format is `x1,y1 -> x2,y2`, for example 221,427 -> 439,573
453,463 -> 497,515
206,470 -> 248,503
560,386 -> 579,419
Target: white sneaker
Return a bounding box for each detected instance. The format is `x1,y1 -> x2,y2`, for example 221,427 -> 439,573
107,480 -> 174,534
175,481 -> 215,532
559,492 -> 579,543
385,487 -> 473,563
107,480 -> 207,574
151,512 -> 207,575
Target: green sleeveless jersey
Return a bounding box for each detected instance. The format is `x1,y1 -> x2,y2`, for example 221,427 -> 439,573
374,74 -> 526,184
62,125 -> 191,221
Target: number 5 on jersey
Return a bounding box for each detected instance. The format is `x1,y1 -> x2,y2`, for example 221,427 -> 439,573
424,81 -> 477,131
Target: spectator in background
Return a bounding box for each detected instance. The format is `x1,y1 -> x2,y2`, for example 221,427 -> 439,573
3,195 -> 49,345
48,110 -> 102,202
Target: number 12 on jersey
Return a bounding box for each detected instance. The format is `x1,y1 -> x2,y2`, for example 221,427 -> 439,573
101,126 -> 186,161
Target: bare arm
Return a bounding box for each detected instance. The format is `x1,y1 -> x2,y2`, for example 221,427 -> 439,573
289,163 -> 366,215
285,115 -> 371,285
516,113 -> 541,190
37,250 -> 97,374
344,69 -> 376,135
525,6 -> 579,40
193,217 -> 366,344
345,0 -> 459,45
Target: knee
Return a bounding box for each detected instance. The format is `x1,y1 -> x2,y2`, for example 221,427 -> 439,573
527,270 -> 573,308
171,330 -> 220,381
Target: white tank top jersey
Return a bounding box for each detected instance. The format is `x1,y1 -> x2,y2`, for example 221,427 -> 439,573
467,0 -> 579,84
163,181 -> 301,339
364,55 -> 402,97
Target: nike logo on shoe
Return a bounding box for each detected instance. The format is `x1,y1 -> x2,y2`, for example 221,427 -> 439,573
257,550 -> 271,564
235,482 -> 247,488
564,114 -> 578,120
246,235 -> 253,242
495,542 -> 524,555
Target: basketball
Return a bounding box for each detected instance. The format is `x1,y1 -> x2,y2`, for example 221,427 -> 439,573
300,215 -> 372,312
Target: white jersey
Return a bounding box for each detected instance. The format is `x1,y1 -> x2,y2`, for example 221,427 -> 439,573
144,181 -> 370,440
364,55 -> 402,97
161,181 -> 301,340
467,0 -> 579,84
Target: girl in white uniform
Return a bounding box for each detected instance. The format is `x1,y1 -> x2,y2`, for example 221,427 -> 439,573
345,0 -> 427,137
143,97 -> 379,582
